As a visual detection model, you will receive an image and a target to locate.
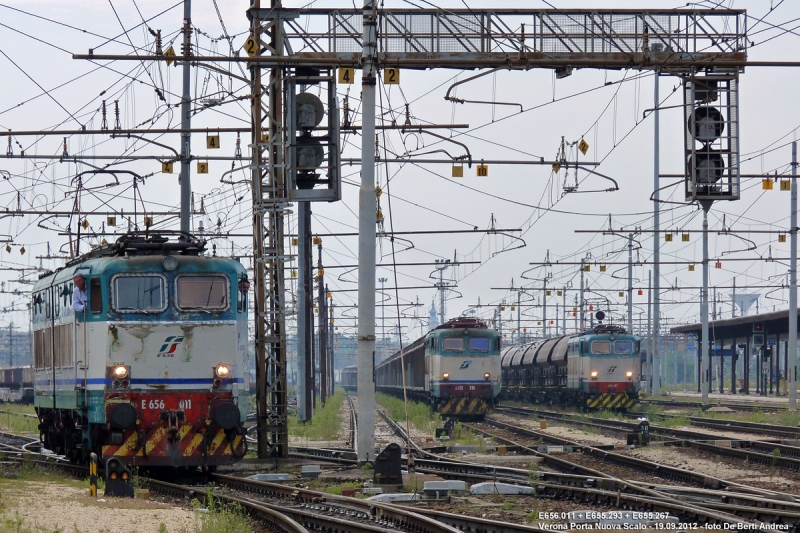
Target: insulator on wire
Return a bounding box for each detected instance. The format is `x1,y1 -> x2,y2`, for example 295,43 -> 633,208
114,100 -> 121,130
155,29 -> 163,56
6,134 -> 11,157
181,21 -> 193,58
235,134 -> 242,158
101,100 -> 108,131
62,137 -> 68,159
404,103 -> 411,126
342,96 -> 350,129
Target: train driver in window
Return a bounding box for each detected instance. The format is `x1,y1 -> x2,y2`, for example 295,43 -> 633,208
239,279 -> 250,294
237,278 -> 250,313
72,273 -> 87,314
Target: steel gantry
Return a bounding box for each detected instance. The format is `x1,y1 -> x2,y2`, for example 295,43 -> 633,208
249,0 -> 290,458
75,6 -> 749,459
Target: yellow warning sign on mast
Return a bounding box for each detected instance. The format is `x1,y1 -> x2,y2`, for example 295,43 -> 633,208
164,46 -> 176,66
244,35 -> 258,58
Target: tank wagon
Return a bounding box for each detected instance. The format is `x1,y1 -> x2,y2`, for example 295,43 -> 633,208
32,232 -> 249,469
501,323 -> 641,411
375,317 -> 501,419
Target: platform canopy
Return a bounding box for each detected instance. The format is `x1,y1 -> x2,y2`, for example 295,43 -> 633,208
671,309 -> 799,340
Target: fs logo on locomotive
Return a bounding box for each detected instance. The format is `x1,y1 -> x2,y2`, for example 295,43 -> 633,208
157,336 -> 185,357
459,360 -> 472,369
607,366 -> 617,374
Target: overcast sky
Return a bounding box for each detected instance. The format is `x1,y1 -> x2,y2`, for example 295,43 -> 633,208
0,0 -> 798,344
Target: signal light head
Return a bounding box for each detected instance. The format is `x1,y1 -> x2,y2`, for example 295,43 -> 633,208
690,106 -> 725,142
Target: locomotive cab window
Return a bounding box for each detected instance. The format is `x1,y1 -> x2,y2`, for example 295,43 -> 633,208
468,337 -> 490,352
442,337 -> 464,352
90,278 -> 102,313
237,278 -> 249,313
591,340 -> 612,354
177,274 -> 228,310
112,275 -> 166,312
614,340 -> 634,354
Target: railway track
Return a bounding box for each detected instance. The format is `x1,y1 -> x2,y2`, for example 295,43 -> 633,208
476,417 -> 800,499
498,404 -> 800,440
373,409 -> 800,527
642,398 -> 788,413
461,417 -> 800,527
211,472 -> 547,533
1,430 -> 545,533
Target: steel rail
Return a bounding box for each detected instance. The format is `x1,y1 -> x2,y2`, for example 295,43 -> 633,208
478,418 -> 800,502
0,455 -> 307,532
377,410 -> 766,526
463,423 -> 800,525
688,417 -> 800,437
147,479 -> 309,533
498,406 -> 793,448
642,398 -> 788,412
211,474 -> 463,533
346,393 -> 357,449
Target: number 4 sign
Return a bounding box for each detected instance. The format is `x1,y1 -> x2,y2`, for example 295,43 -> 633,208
338,68 -> 355,85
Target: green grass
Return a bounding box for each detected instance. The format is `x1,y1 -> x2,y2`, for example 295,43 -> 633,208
376,393 -> 441,434
323,481 -> 361,496
449,423 -> 487,450
190,489 -> 252,533
700,408 -> 800,427
0,458 -> 86,486
0,404 -> 38,435
288,389 -> 345,441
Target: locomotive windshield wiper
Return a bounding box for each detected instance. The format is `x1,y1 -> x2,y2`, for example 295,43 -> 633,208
205,279 -> 216,309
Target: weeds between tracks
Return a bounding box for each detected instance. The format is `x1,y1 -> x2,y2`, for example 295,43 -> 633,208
0,404 -> 38,434
377,392 -> 442,434
289,389 -> 345,441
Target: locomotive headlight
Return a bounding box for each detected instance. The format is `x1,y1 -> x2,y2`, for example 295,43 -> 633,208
163,256 -> 178,271
626,371 -> 633,379
215,364 -> 231,379
113,365 -> 129,379
590,371 -> 598,380
484,372 -> 490,381
442,372 -> 450,381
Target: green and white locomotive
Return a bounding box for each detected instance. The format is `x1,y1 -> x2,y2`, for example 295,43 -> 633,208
32,232 -> 249,468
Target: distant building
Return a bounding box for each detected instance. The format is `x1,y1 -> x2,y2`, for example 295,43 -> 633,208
0,329 -> 32,367
428,300 -> 439,331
